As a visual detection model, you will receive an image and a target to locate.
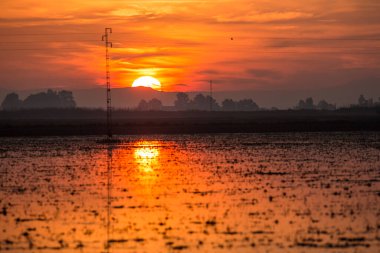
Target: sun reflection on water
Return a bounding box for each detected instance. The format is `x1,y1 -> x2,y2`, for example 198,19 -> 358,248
134,141 -> 160,174
135,147 -> 159,160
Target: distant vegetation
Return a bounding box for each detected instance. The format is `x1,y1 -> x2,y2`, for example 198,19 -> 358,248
294,95 -> 380,111
137,98 -> 163,111
136,93 -> 380,112
1,90 -> 76,110
136,93 -> 260,111
1,89 -> 379,112
294,97 -> 336,110
353,94 -> 380,108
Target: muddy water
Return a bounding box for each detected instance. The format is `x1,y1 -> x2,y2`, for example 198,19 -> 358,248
0,133 -> 379,253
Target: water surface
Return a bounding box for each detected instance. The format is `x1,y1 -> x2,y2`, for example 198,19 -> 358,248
1,133 -> 379,252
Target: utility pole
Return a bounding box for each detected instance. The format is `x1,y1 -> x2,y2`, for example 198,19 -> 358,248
102,28 -> 112,139
210,80 -> 213,111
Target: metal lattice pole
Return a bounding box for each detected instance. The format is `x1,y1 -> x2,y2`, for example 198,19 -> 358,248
210,80 -> 213,112
102,28 -> 113,139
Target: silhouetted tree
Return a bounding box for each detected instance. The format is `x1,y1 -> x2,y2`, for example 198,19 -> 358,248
221,98 -> 260,111
58,90 -> 76,108
296,99 -> 306,110
174,93 -> 190,110
137,98 -> 163,111
1,93 -> 22,110
174,93 -> 260,111
137,99 -> 148,111
222,99 -> 236,111
236,99 -> 259,111
148,98 -> 162,110
305,97 -> 314,110
205,95 -> 220,111
189,94 -> 220,111
351,95 -> 378,108
1,90 -> 76,110
317,100 -> 336,110
191,94 -> 208,110
358,94 -> 367,106
296,97 -> 315,110
23,89 -> 76,109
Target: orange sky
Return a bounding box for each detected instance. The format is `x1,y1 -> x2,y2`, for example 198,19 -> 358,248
0,0 -> 380,92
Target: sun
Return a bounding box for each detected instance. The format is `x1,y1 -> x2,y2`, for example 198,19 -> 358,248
132,76 -> 161,90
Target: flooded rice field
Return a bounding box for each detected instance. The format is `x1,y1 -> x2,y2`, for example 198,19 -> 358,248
0,132 -> 380,253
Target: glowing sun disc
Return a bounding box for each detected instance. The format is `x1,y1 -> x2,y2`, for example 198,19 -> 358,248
132,76 -> 161,90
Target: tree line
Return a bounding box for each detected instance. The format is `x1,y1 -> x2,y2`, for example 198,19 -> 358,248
1,90 -> 378,111
137,93 -> 259,111
1,90 -> 76,110
295,97 -> 336,110
136,93 -> 380,111
294,95 -> 380,110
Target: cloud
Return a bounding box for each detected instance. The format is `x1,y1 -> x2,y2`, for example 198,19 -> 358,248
1,0 -> 380,95
214,11 -> 315,24
197,69 -> 220,75
193,77 -> 269,90
246,69 -> 283,79
173,83 -> 189,87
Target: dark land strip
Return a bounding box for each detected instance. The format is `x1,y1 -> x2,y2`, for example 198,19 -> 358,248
0,109 -> 379,136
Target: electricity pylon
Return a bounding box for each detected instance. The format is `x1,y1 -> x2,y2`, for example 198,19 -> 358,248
102,28 -> 113,139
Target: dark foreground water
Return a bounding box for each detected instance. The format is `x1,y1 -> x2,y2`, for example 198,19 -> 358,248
0,133 -> 379,253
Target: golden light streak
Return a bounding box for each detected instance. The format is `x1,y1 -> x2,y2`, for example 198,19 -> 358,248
134,142 -> 160,173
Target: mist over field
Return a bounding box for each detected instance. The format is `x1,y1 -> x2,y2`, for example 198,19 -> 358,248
1,77 -> 380,109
